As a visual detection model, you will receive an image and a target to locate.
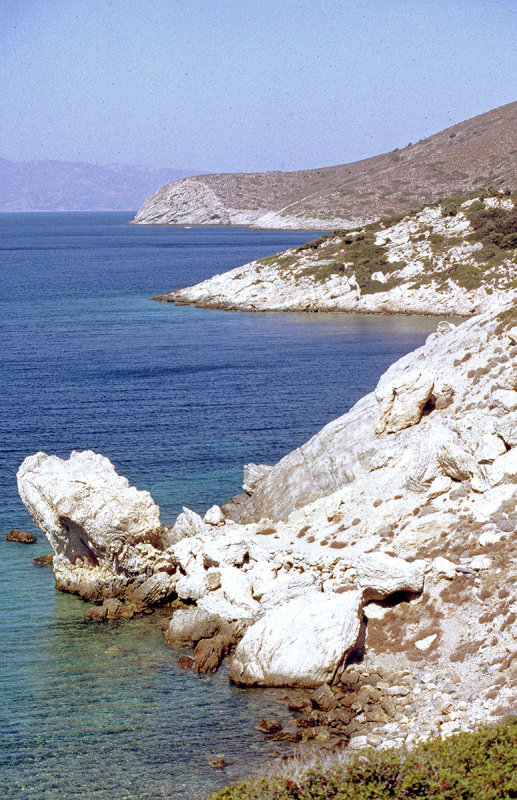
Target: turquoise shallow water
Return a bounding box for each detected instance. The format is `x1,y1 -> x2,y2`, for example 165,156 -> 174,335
0,213 -> 442,798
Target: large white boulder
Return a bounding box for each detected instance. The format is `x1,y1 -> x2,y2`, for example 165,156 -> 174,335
228,590 -> 362,687
17,450 -> 162,598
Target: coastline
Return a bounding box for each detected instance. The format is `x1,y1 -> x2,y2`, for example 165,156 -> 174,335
153,191 -> 517,319
16,300 -> 517,762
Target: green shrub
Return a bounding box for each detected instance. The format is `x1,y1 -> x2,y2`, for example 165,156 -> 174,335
205,717 -> 517,800
440,194 -> 469,217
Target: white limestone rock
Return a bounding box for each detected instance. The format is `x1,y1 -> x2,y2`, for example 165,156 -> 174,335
470,555 -> 491,571
243,463 -> 273,494
507,327 -> 517,344
432,557 -> 457,580
17,450 -> 161,599
375,369 -> 435,434
169,507 -> 204,540
203,505 -> 225,526
259,572 -> 319,610
436,440 -> 478,482
197,591 -> 260,624
228,590 -> 362,687
487,448 -> 517,487
490,389 -> 517,414
415,633 -> 437,651
355,552 -> 426,600
495,413 -> 517,448
202,533 -> 249,567
176,568 -> 209,601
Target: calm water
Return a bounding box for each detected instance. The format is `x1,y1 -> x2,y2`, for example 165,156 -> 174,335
0,213 -> 441,799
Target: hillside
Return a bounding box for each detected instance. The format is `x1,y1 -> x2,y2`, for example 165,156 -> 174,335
133,101 -> 517,229
0,158 -> 200,212
155,188 -> 517,316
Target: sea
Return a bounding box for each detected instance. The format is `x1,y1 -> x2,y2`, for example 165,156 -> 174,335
0,212 -> 442,799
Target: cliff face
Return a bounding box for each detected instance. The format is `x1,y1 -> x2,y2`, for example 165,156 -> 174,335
156,190 -> 517,317
133,101 -> 517,229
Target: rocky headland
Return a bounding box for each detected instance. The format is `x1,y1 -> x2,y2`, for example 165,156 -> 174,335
156,189 -> 517,317
132,101 -> 517,230
17,300 -> 517,753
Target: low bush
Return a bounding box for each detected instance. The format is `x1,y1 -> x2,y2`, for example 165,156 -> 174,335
206,717 -> 517,800
466,204 -> 517,252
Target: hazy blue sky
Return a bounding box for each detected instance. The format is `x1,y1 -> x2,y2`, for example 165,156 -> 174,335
1,0 -> 516,172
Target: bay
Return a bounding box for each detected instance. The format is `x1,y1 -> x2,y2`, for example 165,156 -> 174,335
0,213 -> 441,799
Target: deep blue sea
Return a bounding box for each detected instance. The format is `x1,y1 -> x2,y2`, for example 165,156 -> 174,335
0,212 -> 441,799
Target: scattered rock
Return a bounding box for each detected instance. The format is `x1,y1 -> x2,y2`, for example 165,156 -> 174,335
355,552 -> 425,600
375,369 -> 435,434
415,634 -> 438,651
33,553 -> 53,565
6,528 -> 36,543
177,655 -> 195,670
257,718 -> 282,734
310,684 -> 337,711
470,555 -> 491,571
203,505 -> 225,526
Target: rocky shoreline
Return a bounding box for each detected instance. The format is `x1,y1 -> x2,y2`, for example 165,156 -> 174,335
155,191 -> 517,318
16,300 -> 517,758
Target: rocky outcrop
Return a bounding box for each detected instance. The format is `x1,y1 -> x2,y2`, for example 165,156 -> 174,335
155,193 -> 517,317
16,450 -> 170,601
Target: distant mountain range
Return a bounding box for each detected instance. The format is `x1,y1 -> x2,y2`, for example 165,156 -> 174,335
0,159 -> 201,212
133,101 -> 517,229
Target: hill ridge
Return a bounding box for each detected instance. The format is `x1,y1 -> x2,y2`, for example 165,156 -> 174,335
133,101 -> 517,229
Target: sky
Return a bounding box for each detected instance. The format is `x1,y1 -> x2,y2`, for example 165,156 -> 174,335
1,0 -> 516,173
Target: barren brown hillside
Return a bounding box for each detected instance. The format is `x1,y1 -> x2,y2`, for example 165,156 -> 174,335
134,101 -> 517,228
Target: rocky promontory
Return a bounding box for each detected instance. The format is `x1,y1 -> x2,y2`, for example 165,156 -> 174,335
133,102 -> 517,230
156,190 -> 517,317
17,300 -> 517,750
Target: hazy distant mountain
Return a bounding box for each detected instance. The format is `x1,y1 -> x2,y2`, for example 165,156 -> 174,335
134,101 -> 517,229
0,159 -> 201,212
